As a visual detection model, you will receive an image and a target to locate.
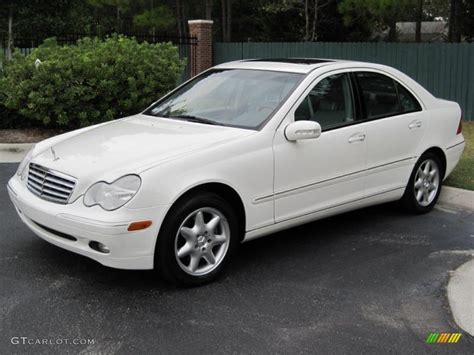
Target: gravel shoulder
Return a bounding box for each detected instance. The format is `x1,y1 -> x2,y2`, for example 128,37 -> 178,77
0,129 -> 62,144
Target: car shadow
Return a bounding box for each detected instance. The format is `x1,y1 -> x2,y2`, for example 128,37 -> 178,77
25,201 -> 414,291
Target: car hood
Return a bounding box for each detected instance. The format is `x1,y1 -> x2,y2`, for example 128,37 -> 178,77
31,114 -> 254,187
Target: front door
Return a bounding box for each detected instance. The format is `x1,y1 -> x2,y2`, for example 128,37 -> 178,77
273,72 -> 367,223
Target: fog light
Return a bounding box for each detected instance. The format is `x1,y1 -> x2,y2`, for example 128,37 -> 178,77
89,241 -> 110,254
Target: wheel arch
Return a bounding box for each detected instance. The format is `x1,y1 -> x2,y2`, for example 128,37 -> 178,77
162,182 -> 247,242
420,146 -> 447,179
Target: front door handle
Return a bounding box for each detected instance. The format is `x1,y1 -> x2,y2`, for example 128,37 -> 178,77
408,120 -> 422,129
348,133 -> 366,143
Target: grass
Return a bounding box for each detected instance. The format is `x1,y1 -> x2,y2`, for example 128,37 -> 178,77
444,121 -> 474,191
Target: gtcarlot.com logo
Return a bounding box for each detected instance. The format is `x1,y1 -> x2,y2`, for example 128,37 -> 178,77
11,337 -> 95,346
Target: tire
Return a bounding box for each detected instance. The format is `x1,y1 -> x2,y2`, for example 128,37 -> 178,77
400,152 -> 444,214
154,191 -> 239,286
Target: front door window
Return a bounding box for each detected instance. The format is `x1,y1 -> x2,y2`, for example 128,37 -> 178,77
295,73 -> 355,130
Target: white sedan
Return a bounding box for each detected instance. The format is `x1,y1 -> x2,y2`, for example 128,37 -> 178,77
8,59 -> 465,286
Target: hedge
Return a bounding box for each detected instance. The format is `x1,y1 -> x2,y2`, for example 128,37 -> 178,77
0,35 -> 185,129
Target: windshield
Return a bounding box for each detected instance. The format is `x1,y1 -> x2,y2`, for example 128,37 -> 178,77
144,69 -> 303,129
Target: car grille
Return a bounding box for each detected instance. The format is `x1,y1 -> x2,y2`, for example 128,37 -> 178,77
27,163 -> 77,204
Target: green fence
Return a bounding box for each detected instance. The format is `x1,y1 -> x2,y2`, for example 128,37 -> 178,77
214,42 -> 474,120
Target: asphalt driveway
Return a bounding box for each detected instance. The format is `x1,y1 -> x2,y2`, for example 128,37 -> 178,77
1,163 -> 473,354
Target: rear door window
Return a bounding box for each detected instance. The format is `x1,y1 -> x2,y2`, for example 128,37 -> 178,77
355,72 -> 401,119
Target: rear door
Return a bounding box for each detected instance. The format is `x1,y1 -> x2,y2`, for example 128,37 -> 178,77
353,71 -> 425,196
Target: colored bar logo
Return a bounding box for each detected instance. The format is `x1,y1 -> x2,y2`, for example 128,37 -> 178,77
426,333 -> 462,344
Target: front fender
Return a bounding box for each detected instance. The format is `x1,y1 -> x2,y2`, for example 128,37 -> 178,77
127,131 -> 276,232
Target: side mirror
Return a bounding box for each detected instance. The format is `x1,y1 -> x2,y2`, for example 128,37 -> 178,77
284,120 -> 322,141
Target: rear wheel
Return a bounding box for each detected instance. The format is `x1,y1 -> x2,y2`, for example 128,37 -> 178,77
400,152 -> 443,213
155,192 -> 239,286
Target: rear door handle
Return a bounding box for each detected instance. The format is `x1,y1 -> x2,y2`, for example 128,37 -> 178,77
348,133 -> 366,143
408,120 -> 422,129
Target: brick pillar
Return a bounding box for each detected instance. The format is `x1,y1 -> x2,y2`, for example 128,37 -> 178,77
188,20 -> 213,77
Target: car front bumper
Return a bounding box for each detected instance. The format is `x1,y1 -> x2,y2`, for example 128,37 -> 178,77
7,175 -> 169,270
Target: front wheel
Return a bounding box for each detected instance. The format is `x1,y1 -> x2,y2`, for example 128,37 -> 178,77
154,192 -> 239,286
400,152 -> 443,213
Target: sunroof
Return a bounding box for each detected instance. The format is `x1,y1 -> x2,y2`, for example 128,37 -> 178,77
246,58 -> 333,65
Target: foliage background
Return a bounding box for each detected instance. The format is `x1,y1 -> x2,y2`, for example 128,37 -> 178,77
0,1 -> 472,44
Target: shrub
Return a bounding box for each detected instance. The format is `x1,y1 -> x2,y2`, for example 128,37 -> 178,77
0,35 -> 185,129
0,61 -> 24,129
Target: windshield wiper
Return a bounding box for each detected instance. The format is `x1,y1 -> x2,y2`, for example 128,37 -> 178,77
165,114 -> 223,126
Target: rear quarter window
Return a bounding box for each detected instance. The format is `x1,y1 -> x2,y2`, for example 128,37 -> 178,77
395,82 -> 422,113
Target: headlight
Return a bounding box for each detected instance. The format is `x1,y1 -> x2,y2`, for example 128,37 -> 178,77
17,145 -> 35,180
83,175 -> 141,211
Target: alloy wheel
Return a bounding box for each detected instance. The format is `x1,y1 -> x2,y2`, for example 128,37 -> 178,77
174,207 -> 230,276
413,158 -> 440,207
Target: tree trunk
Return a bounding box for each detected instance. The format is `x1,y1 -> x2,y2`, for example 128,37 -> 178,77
448,0 -> 459,42
415,0 -> 423,42
151,0 -> 155,40
454,0 -> 461,42
448,0 -> 454,41
226,0 -> 232,42
205,0 -> 213,20
176,0 -> 182,37
304,0 -> 309,41
387,18 -> 397,42
7,5 -> 13,60
311,0 -> 318,41
221,0 -> 227,41
454,0 -> 462,42
182,1 -> 188,37
116,6 -> 121,32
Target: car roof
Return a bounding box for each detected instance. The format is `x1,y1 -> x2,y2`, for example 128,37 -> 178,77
214,58 -> 344,74
246,58 -> 334,65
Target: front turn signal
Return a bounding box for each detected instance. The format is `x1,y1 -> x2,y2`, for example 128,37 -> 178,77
128,220 -> 153,231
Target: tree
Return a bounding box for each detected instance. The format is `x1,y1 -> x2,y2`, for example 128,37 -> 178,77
133,4 -> 175,36
424,0 -> 449,20
304,0 -> 331,41
5,2 -> 13,60
87,0 -> 133,32
339,0 -> 416,41
175,0 -> 185,37
460,0 -> 474,41
257,0 -> 304,41
415,0 -> 423,42
205,0 -> 213,20
221,0 -> 232,42
229,0 -> 359,42
449,0 -> 474,42
0,0 -> 71,59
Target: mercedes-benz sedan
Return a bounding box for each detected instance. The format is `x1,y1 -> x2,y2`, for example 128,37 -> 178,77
8,58 -> 465,286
